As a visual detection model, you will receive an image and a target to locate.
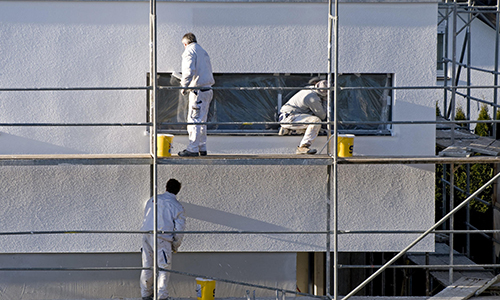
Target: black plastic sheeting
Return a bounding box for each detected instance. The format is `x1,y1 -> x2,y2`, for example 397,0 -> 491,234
152,73 -> 391,133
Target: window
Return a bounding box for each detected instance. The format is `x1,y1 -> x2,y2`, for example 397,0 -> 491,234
149,73 -> 392,135
437,20 -> 446,78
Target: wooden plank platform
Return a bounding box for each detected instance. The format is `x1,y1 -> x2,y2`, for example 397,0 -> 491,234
428,277 -> 491,300
407,243 -> 493,287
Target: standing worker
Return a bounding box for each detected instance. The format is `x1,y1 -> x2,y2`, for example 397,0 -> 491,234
140,179 -> 186,300
178,32 -> 215,157
279,80 -> 328,155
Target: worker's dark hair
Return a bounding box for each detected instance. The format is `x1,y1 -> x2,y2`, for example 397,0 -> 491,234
166,179 -> 182,195
182,33 -> 197,44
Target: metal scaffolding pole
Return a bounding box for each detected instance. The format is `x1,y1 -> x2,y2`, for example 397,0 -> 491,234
495,0 -> 500,138
327,0 -> 339,297
449,163 -> 455,285
149,0 -> 159,299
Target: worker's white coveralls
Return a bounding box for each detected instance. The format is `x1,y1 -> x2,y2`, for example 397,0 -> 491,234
140,191 -> 186,299
181,42 -> 215,153
279,88 -> 327,147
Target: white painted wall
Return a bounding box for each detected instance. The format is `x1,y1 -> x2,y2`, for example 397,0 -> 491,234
0,1 -> 437,254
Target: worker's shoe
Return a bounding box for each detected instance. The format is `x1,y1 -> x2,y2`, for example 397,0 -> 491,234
142,296 -> 153,300
199,150 -> 207,156
296,146 -> 317,155
178,149 -> 199,157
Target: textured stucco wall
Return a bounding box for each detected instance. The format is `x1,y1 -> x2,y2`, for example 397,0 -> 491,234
0,0 -> 436,254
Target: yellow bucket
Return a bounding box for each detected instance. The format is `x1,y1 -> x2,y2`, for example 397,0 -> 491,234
196,278 -> 216,300
337,134 -> 354,157
157,134 -> 174,157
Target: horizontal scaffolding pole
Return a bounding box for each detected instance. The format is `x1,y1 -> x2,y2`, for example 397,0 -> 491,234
443,57 -> 500,75
0,122 -> 151,127
2,229 -> 500,236
0,87 -> 150,92
1,118 -> 500,128
1,264 -> 499,275
339,264 -> 500,269
455,90 -> 500,108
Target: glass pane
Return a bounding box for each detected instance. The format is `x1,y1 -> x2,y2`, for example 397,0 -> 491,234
152,73 -> 392,134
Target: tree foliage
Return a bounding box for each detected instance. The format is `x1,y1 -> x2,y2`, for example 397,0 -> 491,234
475,104 -> 492,137
436,105 -> 494,215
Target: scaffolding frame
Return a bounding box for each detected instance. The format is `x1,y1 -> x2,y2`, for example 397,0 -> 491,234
2,0 -> 500,299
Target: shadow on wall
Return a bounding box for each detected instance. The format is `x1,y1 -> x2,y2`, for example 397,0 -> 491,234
0,132 -> 86,155
182,202 -> 290,232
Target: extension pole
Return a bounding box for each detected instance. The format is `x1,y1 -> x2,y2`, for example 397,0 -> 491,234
149,0 -> 159,299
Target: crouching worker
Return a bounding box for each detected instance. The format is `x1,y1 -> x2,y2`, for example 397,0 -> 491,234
140,178 -> 186,300
279,80 -> 328,155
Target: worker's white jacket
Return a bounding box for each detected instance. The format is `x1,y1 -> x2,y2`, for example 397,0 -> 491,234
181,43 -> 215,88
141,191 -> 186,249
280,88 -> 327,120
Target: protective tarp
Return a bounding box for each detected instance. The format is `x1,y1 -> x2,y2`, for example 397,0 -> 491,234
152,73 -> 391,134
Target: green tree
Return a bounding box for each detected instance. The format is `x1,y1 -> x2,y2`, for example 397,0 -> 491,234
436,101 -> 442,117
475,104 -> 492,137
455,105 -> 466,128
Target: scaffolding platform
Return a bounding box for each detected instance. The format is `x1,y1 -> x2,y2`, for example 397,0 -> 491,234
407,243 -> 494,287
3,153 -> 500,166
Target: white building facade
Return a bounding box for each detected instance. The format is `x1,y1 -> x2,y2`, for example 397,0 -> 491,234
0,0 -> 437,298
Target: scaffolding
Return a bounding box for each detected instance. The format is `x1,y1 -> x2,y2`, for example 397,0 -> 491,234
3,0 -> 500,299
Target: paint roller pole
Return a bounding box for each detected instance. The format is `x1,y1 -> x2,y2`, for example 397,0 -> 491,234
149,0 -> 159,299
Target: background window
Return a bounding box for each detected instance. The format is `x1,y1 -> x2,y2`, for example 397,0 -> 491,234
149,73 -> 392,135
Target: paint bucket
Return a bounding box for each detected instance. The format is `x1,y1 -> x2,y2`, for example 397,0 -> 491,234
196,278 -> 216,300
157,134 -> 174,157
337,134 -> 354,157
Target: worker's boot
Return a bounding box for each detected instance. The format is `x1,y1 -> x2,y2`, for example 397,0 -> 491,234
178,149 -> 199,157
296,145 -> 317,155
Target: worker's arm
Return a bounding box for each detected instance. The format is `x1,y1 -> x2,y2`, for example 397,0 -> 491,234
172,209 -> 186,252
305,94 -> 327,120
181,48 -> 196,94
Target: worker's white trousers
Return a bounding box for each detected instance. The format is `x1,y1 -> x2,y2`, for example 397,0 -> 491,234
280,113 -> 322,147
140,235 -> 173,299
187,89 -> 213,153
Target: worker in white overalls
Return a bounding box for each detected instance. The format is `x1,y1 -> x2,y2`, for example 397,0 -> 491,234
279,80 -> 328,155
178,32 -> 215,157
140,179 -> 186,300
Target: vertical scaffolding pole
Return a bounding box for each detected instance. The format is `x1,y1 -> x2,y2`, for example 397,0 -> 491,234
494,0 -> 500,138
466,0 -> 471,129
149,0 -> 159,299
444,0 -> 449,118
451,0 -> 457,145
447,0 -> 458,284
326,0 -> 339,297
326,0 -> 334,296
449,164 -> 455,284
